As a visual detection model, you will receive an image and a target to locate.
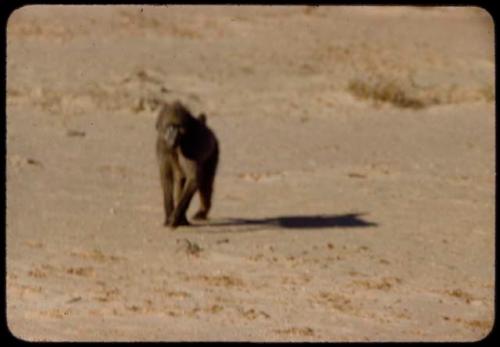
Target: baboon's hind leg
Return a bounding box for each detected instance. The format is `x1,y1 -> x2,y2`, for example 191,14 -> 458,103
193,179 -> 213,220
193,152 -> 218,220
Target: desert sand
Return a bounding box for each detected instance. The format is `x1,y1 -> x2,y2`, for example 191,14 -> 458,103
6,5 -> 495,342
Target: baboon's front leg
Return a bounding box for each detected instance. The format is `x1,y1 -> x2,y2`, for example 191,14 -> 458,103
174,176 -> 186,207
170,179 -> 198,228
160,165 -> 175,226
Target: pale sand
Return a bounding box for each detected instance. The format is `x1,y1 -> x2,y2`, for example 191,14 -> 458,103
6,5 -> 495,341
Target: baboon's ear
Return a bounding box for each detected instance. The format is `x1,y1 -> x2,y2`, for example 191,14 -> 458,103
198,113 -> 207,124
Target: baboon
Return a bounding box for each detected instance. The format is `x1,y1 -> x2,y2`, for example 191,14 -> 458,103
155,101 -> 219,228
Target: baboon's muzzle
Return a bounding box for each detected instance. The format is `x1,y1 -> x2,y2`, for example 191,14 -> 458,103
164,125 -> 181,148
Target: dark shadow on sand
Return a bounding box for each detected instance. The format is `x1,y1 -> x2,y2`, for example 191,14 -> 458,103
203,213 -> 378,230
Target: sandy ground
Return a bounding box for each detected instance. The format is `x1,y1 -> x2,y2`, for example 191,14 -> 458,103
5,5 -> 495,342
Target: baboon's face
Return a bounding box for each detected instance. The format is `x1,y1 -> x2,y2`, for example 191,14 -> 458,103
157,111 -> 188,149
163,123 -> 186,148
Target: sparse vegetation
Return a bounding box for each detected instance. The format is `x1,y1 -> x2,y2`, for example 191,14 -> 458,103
348,77 -> 494,109
176,239 -> 203,257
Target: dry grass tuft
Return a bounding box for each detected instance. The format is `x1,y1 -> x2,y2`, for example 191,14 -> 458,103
348,79 -> 425,109
348,77 -> 494,110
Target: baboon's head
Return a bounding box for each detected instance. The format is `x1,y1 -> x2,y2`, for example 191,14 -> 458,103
156,101 -> 193,149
